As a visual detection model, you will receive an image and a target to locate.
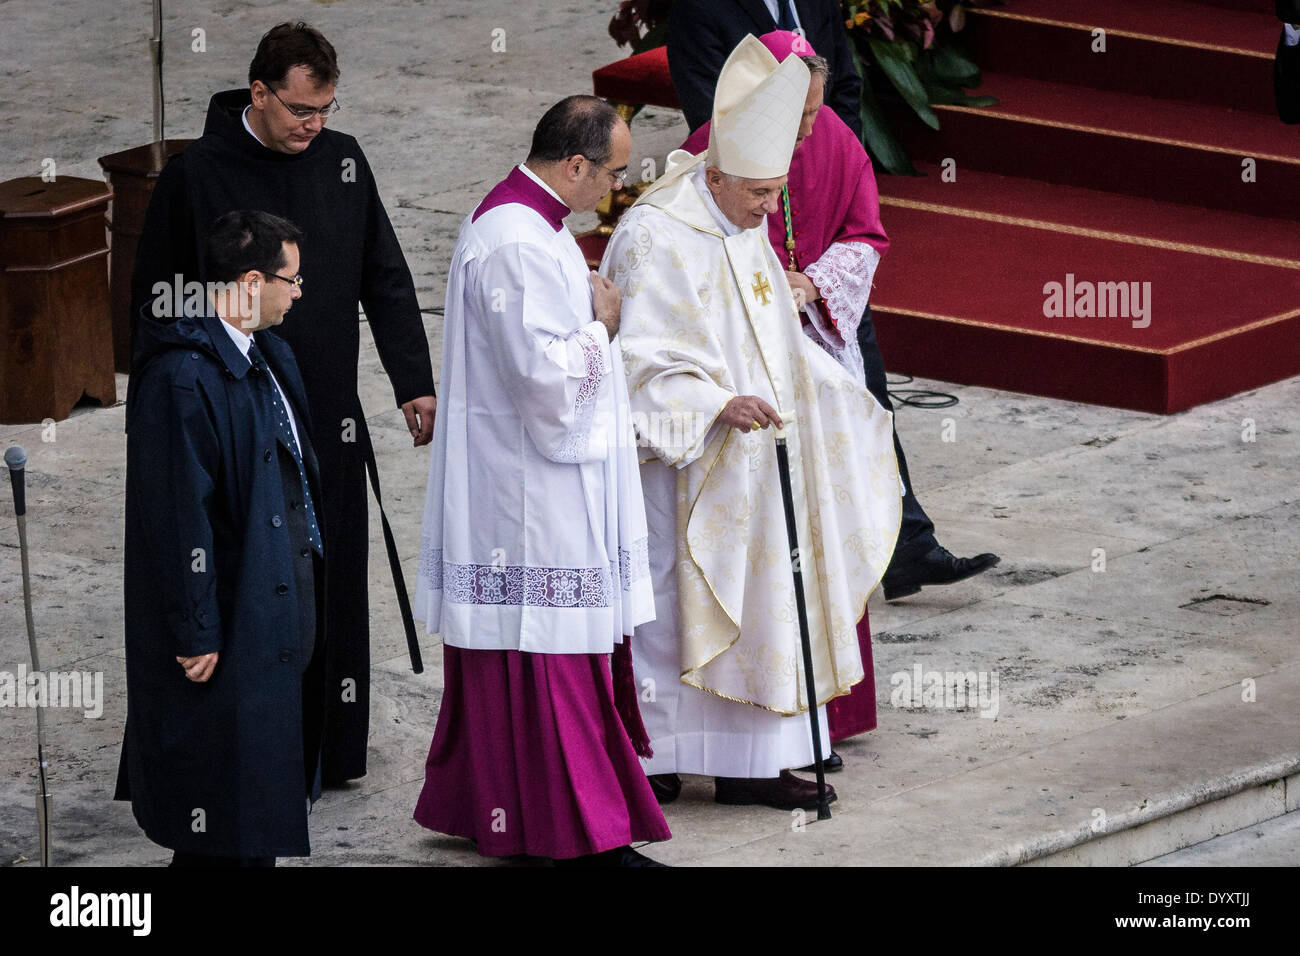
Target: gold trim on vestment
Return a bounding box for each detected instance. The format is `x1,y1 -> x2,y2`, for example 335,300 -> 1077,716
969,7 -> 1274,59
677,671 -> 856,716
878,196 -> 1300,270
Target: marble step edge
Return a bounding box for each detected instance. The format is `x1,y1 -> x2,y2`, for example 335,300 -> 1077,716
977,755 -> 1300,867
1029,769 -> 1300,865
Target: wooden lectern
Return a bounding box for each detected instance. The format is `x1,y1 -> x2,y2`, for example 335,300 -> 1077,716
0,177 -> 117,425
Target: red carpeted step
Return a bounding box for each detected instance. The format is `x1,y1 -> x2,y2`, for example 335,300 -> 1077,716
965,0 -> 1279,113
881,161 -> 1300,265
867,188 -> 1300,412
896,72 -> 1300,219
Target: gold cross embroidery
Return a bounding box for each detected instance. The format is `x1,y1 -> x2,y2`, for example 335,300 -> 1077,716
751,271 -> 772,306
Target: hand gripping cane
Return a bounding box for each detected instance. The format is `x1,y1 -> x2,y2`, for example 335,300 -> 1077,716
771,420 -> 831,821
6,446 -> 52,865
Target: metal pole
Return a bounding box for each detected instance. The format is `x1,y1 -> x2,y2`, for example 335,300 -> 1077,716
150,0 -> 165,167
6,446 -> 52,865
773,431 -> 831,821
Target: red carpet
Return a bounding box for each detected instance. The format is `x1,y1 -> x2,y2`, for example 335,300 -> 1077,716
873,0 -> 1300,412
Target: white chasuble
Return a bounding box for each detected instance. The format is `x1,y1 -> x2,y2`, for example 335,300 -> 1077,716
602,154 -> 901,715
416,167 -> 654,654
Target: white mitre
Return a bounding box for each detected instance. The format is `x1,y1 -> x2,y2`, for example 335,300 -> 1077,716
705,33 -> 811,180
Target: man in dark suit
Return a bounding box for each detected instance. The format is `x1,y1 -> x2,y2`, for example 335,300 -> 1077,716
668,0 -> 864,137
117,210 -> 326,866
1277,1 -> 1300,123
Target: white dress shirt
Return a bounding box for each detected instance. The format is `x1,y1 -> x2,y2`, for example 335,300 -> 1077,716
764,0 -> 804,33
218,318 -> 302,452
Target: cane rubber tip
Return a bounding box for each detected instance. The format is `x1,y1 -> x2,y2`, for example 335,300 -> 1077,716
4,446 -> 26,471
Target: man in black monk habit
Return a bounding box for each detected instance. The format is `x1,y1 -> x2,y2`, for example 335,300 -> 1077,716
119,211 -> 325,865
131,22 -> 435,783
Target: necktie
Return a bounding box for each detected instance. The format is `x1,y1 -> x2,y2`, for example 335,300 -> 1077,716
777,0 -> 798,32
248,341 -> 323,556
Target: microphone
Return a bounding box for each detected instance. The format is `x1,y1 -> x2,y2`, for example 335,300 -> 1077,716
5,445 -> 27,517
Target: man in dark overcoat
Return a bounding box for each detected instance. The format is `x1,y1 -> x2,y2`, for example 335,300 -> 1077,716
117,210 -> 326,866
129,21 -> 435,783
667,0 -> 864,137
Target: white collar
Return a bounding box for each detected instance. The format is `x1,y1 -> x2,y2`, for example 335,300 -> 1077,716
518,163 -> 567,205
242,105 -> 269,148
218,315 -> 254,361
691,163 -> 746,238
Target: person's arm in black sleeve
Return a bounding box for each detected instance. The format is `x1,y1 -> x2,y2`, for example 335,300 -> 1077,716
821,5 -> 864,138
1276,3 -> 1300,124
129,156 -> 198,330
668,0 -> 736,133
354,146 -> 437,408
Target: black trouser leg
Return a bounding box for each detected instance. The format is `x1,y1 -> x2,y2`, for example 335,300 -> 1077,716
856,305 -> 937,568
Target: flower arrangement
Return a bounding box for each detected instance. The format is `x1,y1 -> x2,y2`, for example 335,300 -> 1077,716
842,1 -> 1003,174
608,0 -> 675,54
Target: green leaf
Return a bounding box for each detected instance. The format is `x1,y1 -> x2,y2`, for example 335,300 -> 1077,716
929,45 -> 978,85
850,45 -> 920,176
926,40 -> 983,88
867,36 -> 940,130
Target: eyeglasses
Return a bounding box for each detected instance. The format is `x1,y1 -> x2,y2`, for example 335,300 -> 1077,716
268,86 -> 341,121
267,272 -> 303,289
581,156 -> 628,187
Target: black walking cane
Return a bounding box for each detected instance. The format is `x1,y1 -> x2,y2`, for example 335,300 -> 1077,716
772,423 -> 832,821
6,446 -> 53,865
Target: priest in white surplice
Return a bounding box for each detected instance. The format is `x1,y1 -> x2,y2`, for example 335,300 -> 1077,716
601,37 -> 901,811
413,96 -> 669,866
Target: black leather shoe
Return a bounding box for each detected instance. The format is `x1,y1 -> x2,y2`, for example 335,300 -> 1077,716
714,770 -> 837,811
647,772 -> 682,805
796,751 -> 843,774
882,545 -> 1000,601
553,845 -> 668,867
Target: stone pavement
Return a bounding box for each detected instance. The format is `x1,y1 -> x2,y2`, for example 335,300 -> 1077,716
2,0 -> 1297,866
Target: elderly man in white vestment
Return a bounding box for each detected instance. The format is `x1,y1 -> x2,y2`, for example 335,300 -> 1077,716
413,96 -> 670,866
601,37 -> 901,810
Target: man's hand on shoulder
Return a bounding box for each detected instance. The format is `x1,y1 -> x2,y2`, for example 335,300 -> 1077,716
590,272 -> 622,341
719,395 -> 783,432
402,395 -> 437,447
177,653 -> 219,683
